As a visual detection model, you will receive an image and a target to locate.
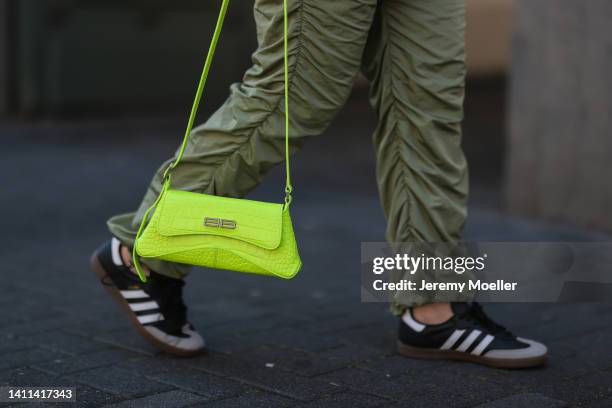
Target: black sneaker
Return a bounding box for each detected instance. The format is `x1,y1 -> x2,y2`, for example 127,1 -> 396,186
90,238 -> 205,356
398,303 -> 547,368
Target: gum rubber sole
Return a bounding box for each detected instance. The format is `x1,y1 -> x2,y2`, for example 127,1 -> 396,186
397,341 -> 547,369
90,253 -> 204,357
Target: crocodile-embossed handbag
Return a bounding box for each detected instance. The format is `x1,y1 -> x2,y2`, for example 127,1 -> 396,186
132,0 -> 302,281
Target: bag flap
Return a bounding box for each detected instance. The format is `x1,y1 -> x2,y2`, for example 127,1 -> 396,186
156,189 -> 284,250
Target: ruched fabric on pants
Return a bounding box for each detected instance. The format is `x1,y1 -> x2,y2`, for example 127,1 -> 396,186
108,0 -> 468,312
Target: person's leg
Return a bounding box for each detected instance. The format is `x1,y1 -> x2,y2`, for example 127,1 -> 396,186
361,0 -> 547,367
108,0 -> 379,279
97,0 -> 379,356
361,0 -> 468,312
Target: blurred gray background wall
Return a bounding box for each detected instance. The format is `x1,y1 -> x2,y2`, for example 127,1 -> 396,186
2,0 -> 256,115
0,0 -> 9,115
506,1 -> 612,230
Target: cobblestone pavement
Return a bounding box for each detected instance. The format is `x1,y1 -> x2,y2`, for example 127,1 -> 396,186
2,96 -> 612,407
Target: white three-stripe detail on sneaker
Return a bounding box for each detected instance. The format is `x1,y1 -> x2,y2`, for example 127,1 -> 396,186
440,329 -> 466,350
129,301 -> 159,312
456,329 -> 482,352
402,311 -> 426,332
120,290 -> 149,300
138,313 -> 164,324
471,334 -> 495,355
111,237 -> 123,266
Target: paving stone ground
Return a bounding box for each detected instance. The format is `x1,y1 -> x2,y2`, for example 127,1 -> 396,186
1,90 -> 612,407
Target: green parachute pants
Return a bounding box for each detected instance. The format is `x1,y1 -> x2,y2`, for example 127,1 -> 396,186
108,0 -> 469,312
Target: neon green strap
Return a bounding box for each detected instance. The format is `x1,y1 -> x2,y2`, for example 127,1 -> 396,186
132,177 -> 171,282
132,0 -> 292,282
163,0 -> 292,203
162,0 -> 229,181
282,0 -> 292,206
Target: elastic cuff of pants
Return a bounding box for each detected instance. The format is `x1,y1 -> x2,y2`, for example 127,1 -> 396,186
107,214 -> 137,247
390,304 -> 408,316
107,218 -> 189,280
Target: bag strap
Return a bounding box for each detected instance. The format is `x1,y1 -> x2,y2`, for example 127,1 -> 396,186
131,0 -> 292,282
162,0 -> 293,205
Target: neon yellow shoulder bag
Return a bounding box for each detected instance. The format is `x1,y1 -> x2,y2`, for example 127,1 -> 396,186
132,0 -> 302,282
